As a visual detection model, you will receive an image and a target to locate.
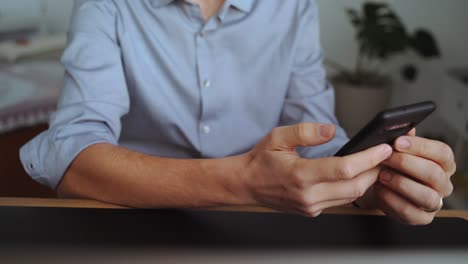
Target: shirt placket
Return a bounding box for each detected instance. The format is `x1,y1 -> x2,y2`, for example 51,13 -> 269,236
196,18 -> 219,156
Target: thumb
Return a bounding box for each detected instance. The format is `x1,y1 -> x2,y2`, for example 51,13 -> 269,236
265,123 -> 336,151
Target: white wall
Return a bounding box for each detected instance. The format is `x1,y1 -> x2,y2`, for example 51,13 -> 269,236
0,0 -> 73,34
0,0 -> 42,19
317,0 -> 468,105
43,0 -> 74,34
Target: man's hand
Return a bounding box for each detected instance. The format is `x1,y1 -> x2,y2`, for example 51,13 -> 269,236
370,129 -> 456,225
241,123 -> 392,217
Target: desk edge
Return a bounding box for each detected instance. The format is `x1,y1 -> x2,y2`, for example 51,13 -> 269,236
0,197 -> 466,221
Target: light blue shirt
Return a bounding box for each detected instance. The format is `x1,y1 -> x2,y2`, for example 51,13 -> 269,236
20,0 -> 348,189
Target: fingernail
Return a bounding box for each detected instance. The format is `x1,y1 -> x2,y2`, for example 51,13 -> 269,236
397,137 -> 411,149
320,124 -> 332,138
380,170 -> 393,182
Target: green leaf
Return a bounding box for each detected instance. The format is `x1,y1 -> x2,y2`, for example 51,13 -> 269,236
363,2 -> 387,23
353,2 -> 410,60
410,29 -> 441,58
401,64 -> 418,82
347,9 -> 361,27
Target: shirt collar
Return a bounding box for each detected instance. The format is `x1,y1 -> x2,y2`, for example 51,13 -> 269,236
151,0 -> 176,8
229,0 -> 254,13
151,0 -> 254,13
217,0 -> 254,22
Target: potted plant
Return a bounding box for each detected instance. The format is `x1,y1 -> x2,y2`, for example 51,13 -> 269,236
328,2 -> 441,136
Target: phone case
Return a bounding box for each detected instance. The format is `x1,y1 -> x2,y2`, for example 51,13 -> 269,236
334,101 -> 436,157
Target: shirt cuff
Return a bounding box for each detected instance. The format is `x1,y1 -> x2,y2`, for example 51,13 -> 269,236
20,131 -> 116,189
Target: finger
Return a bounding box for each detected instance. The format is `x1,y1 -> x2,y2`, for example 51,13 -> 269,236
378,169 -> 444,210
374,183 -> 434,225
394,136 -> 456,174
374,187 -> 405,223
304,198 -> 355,217
266,123 -> 336,151
309,210 -> 323,218
383,152 -> 452,196
304,144 -> 391,183
304,167 -> 380,203
407,128 -> 416,136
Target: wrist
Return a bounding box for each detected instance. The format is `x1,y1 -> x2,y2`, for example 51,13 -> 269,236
199,153 -> 255,206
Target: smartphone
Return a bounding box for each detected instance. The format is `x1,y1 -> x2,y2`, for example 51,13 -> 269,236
334,101 -> 436,157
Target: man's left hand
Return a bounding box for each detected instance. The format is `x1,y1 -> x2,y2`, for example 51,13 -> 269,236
366,129 -> 456,225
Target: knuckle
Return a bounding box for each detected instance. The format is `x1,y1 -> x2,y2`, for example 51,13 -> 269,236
269,128 -> 281,143
392,174 -> 405,190
421,215 -> 435,225
440,144 -> 454,164
305,206 -> 321,218
398,204 -> 414,222
445,182 -> 454,197
449,163 -> 457,177
294,191 -> 310,208
352,182 -> 366,199
421,140 -> 431,155
296,123 -> 312,144
409,214 -> 434,226
336,160 -> 353,179
290,165 -> 307,189
422,190 -> 440,210
291,185 -> 315,207
311,210 -> 322,218
427,165 -> 444,184
394,153 -> 408,169
303,211 -> 314,218
437,168 -> 446,181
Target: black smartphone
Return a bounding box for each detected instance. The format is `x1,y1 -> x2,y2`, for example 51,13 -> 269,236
334,101 -> 436,157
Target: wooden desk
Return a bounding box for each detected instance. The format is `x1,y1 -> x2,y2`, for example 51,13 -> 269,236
0,197 -> 467,221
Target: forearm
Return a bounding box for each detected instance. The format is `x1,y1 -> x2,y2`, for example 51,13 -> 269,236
57,143 -> 251,208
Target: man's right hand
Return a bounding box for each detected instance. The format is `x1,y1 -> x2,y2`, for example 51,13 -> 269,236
241,123 -> 392,217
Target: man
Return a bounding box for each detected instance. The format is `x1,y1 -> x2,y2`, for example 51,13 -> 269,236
21,0 -> 455,225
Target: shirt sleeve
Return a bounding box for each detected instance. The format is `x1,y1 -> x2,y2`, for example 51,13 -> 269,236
20,0 -> 130,189
279,0 -> 349,158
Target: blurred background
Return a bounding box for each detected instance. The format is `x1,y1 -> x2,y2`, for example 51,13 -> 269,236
0,0 -> 467,209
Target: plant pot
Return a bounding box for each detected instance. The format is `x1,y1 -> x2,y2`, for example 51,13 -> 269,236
332,79 -> 392,137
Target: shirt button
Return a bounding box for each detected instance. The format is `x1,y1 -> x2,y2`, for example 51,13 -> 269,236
201,125 -> 211,134
202,79 -> 211,88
